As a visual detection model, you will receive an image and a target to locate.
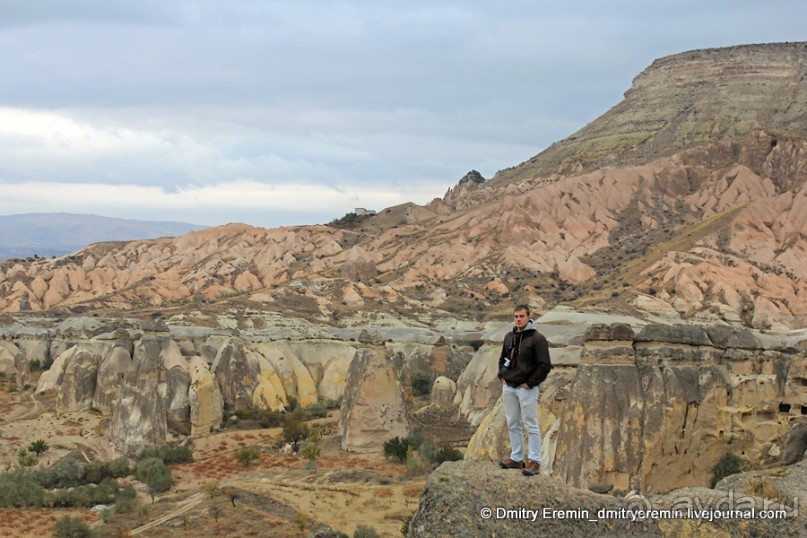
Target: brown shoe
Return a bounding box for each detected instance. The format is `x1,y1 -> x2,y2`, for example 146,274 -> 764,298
522,460 -> 541,476
499,458 -> 525,469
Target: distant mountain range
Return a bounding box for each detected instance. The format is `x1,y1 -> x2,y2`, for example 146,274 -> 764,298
0,213 -> 205,261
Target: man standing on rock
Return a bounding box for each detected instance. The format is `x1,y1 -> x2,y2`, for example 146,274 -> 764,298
498,304 -> 552,476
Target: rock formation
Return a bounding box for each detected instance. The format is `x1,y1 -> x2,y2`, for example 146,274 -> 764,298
339,343 -> 413,452
408,460 -> 806,537
466,321 -> 807,494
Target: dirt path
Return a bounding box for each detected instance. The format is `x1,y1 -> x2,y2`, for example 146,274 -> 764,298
129,492 -> 207,535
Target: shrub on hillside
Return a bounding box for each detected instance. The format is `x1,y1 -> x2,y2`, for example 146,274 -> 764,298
383,437 -> 410,463
135,457 -> 173,493
52,515 -> 93,538
137,444 -> 193,465
234,447 -> 260,467
0,468 -> 47,507
711,452 -> 745,487
411,371 -> 432,397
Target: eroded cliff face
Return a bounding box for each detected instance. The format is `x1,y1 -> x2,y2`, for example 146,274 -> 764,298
5,322 -> 464,456
465,322 -> 807,493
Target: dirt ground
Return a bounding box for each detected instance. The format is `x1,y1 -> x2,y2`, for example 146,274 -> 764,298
0,378 -> 430,537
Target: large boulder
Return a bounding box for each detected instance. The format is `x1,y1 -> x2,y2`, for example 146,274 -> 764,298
781,423 -> 807,465
431,376 -> 456,407
340,345 -> 412,452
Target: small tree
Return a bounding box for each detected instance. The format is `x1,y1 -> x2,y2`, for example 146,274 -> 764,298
383,437 -> 409,463
28,439 -> 49,456
301,424 -> 322,468
234,447 -> 260,468
135,457 -> 173,494
282,418 -> 310,450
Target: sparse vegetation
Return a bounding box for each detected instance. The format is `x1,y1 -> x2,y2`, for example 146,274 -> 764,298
28,439 -> 49,456
711,452 -> 746,487
234,446 -> 260,467
411,371 -> 432,397
353,524 -> 380,538
282,417 -> 310,450
134,457 -> 173,494
52,515 -> 94,538
137,444 -> 193,464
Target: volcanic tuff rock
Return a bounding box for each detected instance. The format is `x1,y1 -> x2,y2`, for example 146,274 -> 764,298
339,343 -> 414,452
2,44 -> 807,330
465,321 -> 807,494
11,319 -> 465,456
407,460 -> 806,537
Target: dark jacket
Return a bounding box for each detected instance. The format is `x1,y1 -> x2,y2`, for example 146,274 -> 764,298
498,320 -> 552,388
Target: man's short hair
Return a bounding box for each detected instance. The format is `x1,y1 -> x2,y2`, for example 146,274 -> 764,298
514,304 -> 531,316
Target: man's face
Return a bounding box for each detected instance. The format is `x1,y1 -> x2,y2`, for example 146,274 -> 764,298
513,309 -> 529,330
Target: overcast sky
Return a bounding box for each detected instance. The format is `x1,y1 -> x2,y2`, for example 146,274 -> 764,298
1,1 -> 805,228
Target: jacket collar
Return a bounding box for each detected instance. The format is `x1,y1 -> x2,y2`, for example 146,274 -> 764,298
513,319 -> 537,333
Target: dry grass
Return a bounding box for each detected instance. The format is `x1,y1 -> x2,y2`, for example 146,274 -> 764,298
743,477 -> 780,500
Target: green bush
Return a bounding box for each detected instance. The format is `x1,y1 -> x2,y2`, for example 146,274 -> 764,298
28,439 -> 49,456
108,457 -> 131,478
138,444 -> 193,464
0,468 -> 47,507
383,437 -> 410,463
52,515 -> 93,538
258,410 -> 285,428
411,371 -> 432,397
406,432 -> 424,451
405,450 -> 430,477
434,446 -> 464,464
28,359 -> 42,371
135,457 -> 173,493
35,457 -> 84,488
305,403 -> 328,418
322,397 -> 343,409
282,418 -> 310,447
353,524 -> 380,538
113,484 -> 140,514
234,446 -> 260,467
711,452 -> 745,487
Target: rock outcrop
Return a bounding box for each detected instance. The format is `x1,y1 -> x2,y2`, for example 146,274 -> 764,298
467,322 -> 807,494
339,344 -> 413,452
408,460 -> 806,537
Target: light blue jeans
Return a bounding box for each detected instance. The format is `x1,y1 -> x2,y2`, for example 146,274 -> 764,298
502,384 -> 542,463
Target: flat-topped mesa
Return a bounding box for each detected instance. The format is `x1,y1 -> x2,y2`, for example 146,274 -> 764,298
492,42 -> 807,184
